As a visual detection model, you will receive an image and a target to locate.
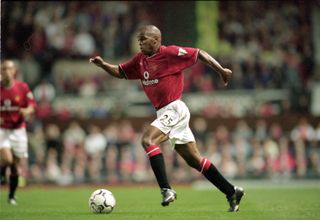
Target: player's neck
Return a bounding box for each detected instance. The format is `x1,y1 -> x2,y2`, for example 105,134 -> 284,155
1,79 -> 14,88
148,45 -> 161,57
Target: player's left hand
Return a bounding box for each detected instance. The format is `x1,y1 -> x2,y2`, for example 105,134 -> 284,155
221,68 -> 232,86
20,107 -> 34,118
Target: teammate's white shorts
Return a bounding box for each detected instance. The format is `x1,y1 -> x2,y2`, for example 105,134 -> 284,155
151,99 -> 195,147
0,127 -> 28,158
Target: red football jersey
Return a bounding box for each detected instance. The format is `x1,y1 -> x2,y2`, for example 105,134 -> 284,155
119,45 -> 199,109
0,80 -> 36,129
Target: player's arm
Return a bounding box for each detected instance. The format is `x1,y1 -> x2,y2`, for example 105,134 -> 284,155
198,49 -> 232,86
20,105 -> 35,118
89,56 -> 124,79
20,90 -> 36,118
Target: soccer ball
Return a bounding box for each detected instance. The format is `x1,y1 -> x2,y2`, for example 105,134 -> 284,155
89,189 -> 116,214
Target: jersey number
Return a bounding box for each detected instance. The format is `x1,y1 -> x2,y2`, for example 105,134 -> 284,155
159,114 -> 173,126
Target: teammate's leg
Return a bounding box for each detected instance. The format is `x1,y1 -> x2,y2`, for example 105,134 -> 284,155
6,128 -> 29,205
8,156 -> 20,205
141,125 -> 176,206
175,142 -> 244,212
0,148 -> 18,205
0,165 -> 7,185
0,148 -> 13,185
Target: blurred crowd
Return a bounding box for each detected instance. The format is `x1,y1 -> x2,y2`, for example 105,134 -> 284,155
1,1 -> 316,120
184,1 -> 314,113
2,1 -> 156,86
2,1 -> 319,184
2,2 -> 315,98
217,1 -> 314,89
24,117 -> 320,185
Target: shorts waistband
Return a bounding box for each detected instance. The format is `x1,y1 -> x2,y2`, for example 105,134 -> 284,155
155,99 -> 181,112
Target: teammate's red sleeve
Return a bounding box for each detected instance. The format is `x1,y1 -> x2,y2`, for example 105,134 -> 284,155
119,54 -> 141,80
23,83 -> 37,109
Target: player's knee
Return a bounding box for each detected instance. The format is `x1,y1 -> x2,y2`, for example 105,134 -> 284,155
141,137 -> 150,148
1,160 -> 13,167
141,134 -> 153,148
10,164 -> 19,176
186,158 -> 200,169
0,150 -> 14,166
0,157 -> 13,166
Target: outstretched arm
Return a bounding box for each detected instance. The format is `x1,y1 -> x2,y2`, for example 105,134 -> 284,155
198,49 -> 232,86
89,56 -> 124,79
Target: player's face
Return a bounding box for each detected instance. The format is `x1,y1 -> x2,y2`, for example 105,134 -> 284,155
138,33 -> 157,56
1,61 -> 16,84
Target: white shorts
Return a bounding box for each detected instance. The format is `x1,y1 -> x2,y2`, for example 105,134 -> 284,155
151,100 -> 195,147
0,127 -> 28,158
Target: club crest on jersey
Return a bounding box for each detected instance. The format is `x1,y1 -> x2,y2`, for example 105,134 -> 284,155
178,48 -> 187,56
15,96 -> 21,102
142,71 -> 158,86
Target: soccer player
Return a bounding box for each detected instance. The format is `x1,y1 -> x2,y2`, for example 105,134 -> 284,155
0,60 -> 36,205
89,25 -> 244,211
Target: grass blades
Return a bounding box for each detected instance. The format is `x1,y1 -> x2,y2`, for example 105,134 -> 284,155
1,185 -> 320,220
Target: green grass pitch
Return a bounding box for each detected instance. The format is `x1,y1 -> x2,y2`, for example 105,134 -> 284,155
1,184 -> 320,220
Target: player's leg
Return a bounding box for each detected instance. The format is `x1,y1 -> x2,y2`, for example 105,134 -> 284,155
8,156 -> 21,205
0,148 -> 18,205
141,125 -> 176,206
175,142 -> 244,212
0,148 -> 13,185
7,128 -> 29,205
175,142 -> 235,195
0,129 -> 13,185
0,165 -> 7,185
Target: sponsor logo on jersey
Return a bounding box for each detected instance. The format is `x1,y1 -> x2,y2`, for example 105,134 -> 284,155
0,99 -> 20,111
142,71 -> 159,86
143,71 -> 149,79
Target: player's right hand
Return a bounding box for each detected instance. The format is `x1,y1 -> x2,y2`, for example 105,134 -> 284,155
89,56 -> 104,67
221,68 -> 232,86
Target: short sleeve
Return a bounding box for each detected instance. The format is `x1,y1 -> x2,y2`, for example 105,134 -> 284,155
23,83 -> 37,108
166,46 -> 199,73
119,54 -> 141,80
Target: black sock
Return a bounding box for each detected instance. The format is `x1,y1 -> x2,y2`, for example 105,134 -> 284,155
203,164 -> 235,197
0,165 -> 7,184
149,154 -> 171,189
9,175 -> 18,199
144,145 -> 172,190
144,145 -> 171,189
